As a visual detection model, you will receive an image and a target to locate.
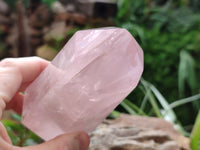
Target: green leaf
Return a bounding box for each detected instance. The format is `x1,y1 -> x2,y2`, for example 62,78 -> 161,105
109,110 -> 121,119
178,50 -> 197,97
117,0 -> 130,19
2,120 -> 23,145
123,99 -> 146,116
42,0 -> 55,7
140,79 -> 162,118
191,110 -> 200,150
169,94 -> 200,109
149,83 -> 177,123
11,113 -> 22,121
120,101 -> 137,115
140,79 -> 187,135
2,119 -> 42,146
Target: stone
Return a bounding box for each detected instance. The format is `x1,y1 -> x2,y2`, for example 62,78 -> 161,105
21,27 -> 143,141
89,114 -> 190,150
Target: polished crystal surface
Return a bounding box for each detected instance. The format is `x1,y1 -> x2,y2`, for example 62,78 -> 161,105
22,27 -> 143,141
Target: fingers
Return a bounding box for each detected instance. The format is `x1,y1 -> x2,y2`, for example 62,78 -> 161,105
0,122 -> 13,150
0,57 -> 49,105
0,58 -> 91,150
6,93 -> 24,115
0,129 -> 90,150
0,122 -> 12,144
21,132 -> 90,150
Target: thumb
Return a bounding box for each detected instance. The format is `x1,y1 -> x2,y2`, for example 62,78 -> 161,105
22,132 -> 90,150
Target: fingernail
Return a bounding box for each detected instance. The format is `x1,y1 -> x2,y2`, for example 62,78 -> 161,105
65,137 -> 80,150
77,132 -> 90,150
65,132 -> 89,150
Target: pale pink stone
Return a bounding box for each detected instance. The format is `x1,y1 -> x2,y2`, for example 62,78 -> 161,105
22,27 -> 143,141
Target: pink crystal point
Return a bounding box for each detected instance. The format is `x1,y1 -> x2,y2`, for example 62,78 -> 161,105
22,27 -> 143,141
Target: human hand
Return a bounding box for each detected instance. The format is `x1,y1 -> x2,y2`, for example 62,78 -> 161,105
0,57 -> 90,150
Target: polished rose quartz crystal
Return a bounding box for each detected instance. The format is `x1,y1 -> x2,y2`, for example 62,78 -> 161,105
22,27 -> 143,141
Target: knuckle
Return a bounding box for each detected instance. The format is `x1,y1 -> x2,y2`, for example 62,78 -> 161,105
0,98 -> 6,110
0,58 -> 17,68
0,92 -> 10,103
0,58 -> 21,75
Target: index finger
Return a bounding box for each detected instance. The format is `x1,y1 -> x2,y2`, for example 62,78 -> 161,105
0,57 -> 49,105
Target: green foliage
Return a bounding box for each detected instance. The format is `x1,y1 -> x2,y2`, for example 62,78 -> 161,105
141,24 -> 199,101
139,79 -> 163,118
41,0 -> 56,7
117,79 -> 200,136
115,0 -> 200,126
114,3 -> 200,148
2,0 -> 200,148
114,1 -> 200,149
4,0 -> 55,9
4,0 -> 30,9
109,110 -> 121,119
122,99 -> 146,116
2,114 -> 42,146
178,50 -> 197,98
189,0 -> 200,12
190,110 -> 200,150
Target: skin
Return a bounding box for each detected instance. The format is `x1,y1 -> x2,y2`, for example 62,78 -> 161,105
0,57 -> 90,150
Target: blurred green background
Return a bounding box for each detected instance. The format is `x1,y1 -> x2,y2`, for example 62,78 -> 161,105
0,0 -> 200,149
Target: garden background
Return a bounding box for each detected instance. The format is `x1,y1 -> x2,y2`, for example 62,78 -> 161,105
0,0 -> 200,149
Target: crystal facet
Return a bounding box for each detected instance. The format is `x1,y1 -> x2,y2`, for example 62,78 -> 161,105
22,27 -> 143,141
